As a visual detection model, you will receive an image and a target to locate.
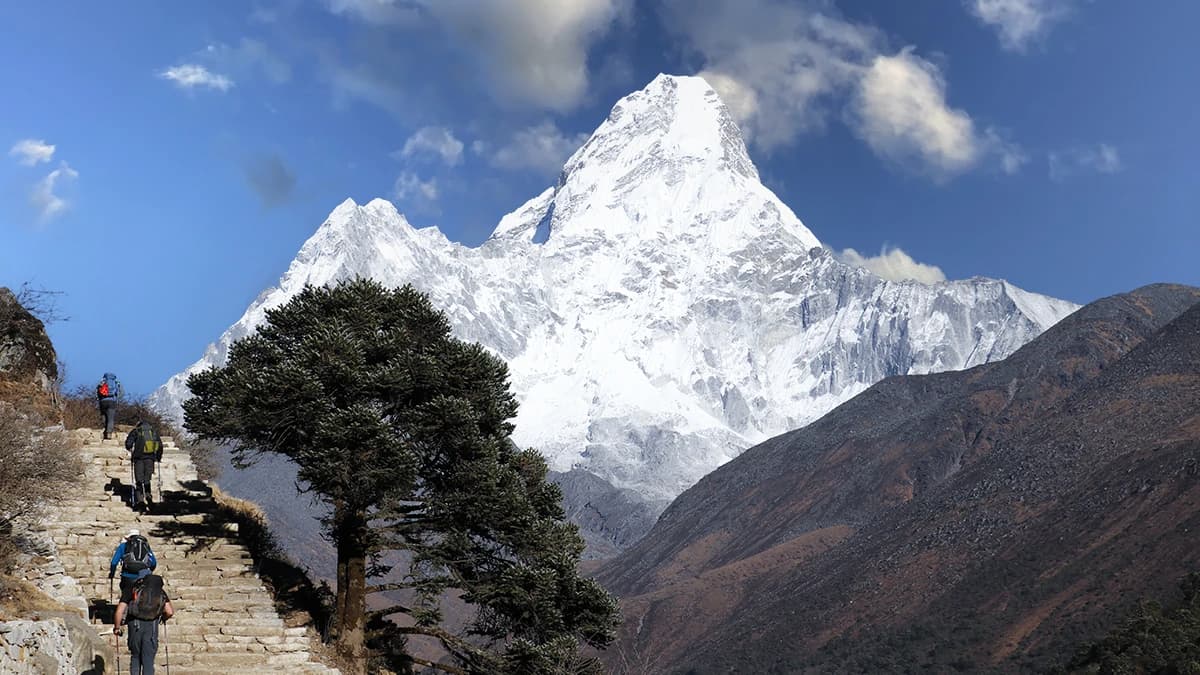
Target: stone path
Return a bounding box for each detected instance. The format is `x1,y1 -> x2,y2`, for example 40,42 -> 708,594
34,429 -> 339,674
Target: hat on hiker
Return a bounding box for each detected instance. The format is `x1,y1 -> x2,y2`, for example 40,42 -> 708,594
126,529 -> 140,539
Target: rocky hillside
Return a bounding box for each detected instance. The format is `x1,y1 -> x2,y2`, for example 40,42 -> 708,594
595,284 -> 1200,673
0,287 -> 58,420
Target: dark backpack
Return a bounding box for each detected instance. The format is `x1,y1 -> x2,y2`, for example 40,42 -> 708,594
121,535 -> 153,575
127,574 -> 167,621
133,425 -> 161,459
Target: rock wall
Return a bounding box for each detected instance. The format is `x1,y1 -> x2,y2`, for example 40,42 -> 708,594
0,618 -> 73,674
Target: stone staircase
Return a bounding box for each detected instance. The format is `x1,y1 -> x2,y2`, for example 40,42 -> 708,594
34,429 -> 339,674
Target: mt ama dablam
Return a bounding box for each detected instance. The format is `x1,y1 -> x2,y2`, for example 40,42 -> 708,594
152,74 -> 1078,553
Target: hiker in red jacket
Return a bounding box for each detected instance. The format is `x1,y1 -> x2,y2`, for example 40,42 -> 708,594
96,372 -> 121,440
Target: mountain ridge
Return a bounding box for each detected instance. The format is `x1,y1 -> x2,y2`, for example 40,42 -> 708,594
594,283 -> 1200,672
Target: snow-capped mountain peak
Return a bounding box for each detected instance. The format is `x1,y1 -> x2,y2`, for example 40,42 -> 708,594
153,73 -> 1078,551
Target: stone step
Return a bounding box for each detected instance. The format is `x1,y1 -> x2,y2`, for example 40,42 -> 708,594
26,428 -> 339,672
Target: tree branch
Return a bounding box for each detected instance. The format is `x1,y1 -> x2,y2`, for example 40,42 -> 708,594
366,582 -> 417,594
408,655 -> 466,675
395,625 -> 493,663
366,604 -> 412,621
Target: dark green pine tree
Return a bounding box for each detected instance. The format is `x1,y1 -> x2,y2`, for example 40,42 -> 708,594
183,278 -> 619,674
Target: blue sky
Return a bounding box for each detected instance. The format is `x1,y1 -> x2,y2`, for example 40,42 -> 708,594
1,0 -> 1197,396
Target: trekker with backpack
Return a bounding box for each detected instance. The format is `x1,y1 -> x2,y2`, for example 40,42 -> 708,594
113,568 -> 174,675
125,420 -> 163,510
108,529 -> 157,596
97,372 -> 122,440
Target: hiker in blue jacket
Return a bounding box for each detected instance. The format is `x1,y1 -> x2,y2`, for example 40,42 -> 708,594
108,529 -> 157,596
96,372 -> 122,440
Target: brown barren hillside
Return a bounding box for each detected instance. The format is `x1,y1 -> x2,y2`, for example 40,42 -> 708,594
595,284 -> 1200,673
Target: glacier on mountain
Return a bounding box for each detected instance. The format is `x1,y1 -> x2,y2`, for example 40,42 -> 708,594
152,74 -> 1078,545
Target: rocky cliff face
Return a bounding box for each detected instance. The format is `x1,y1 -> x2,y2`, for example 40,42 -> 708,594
0,288 -> 59,421
595,284 -> 1200,673
154,74 -> 1076,552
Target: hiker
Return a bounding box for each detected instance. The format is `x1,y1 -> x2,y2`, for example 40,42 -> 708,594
97,372 -> 122,440
124,420 -> 163,510
108,529 -> 157,596
113,568 -> 174,675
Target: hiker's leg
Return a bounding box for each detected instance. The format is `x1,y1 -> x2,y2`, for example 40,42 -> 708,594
138,623 -> 157,675
133,460 -> 149,505
127,630 -> 140,674
102,400 -> 116,437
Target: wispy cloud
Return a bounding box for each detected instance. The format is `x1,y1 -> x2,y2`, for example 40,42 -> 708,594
159,64 -> 234,91
204,39 -> 292,84
838,246 -> 947,284
392,171 -> 439,213
9,139 -> 56,166
31,162 -> 79,223
485,121 -> 587,175
397,126 -> 464,166
967,0 -> 1071,52
1049,143 -> 1122,180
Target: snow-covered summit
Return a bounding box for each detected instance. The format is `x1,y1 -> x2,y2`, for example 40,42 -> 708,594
153,73 -> 1078,549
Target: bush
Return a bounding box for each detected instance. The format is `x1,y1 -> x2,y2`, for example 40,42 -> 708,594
0,402 -> 82,572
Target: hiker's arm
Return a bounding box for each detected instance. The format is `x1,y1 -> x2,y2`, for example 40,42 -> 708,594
124,431 -> 135,451
148,552 -> 157,570
113,602 -> 126,634
108,544 -> 124,577
162,599 -> 174,621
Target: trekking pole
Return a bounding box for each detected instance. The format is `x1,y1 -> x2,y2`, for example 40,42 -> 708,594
162,618 -> 170,675
113,628 -> 120,674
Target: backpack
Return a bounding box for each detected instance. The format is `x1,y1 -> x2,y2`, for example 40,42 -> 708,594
132,425 -> 161,459
121,535 -> 153,575
99,373 -> 120,399
127,575 -> 167,621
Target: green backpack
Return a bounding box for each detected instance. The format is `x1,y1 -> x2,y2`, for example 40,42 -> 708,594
134,425 -> 161,459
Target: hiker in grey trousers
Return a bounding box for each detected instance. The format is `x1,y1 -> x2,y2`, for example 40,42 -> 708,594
97,372 -> 121,440
113,570 -> 175,675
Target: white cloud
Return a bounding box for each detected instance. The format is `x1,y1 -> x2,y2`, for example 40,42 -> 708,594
968,0 -> 1070,52
398,126 -> 464,166
9,139 -> 56,166
325,0 -> 628,111
1049,143 -> 1122,180
848,48 -> 982,178
159,64 -> 234,91
664,0 -> 878,149
665,0 -> 1018,180
31,162 -> 79,223
392,170 -> 439,204
488,121 -> 588,175
839,246 -> 947,284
